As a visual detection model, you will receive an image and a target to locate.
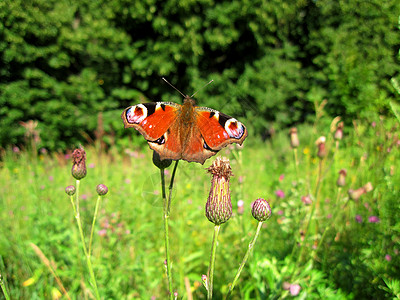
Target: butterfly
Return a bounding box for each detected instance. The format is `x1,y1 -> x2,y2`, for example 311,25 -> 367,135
121,95 -> 248,164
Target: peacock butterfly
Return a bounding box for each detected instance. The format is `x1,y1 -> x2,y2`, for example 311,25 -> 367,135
121,95 -> 248,164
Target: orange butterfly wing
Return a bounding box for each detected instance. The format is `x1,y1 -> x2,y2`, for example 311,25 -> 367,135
195,107 -> 248,150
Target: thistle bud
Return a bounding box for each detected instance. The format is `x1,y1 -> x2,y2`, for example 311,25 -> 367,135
315,136 -> 327,159
334,122 -> 344,140
289,127 -> 299,148
251,198 -> 272,222
96,184 -> 108,196
337,169 -> 347,187
65,185 -> 76,196
205,158 -> 233,225
152,151 -> 172,169
71,147 -> 87,180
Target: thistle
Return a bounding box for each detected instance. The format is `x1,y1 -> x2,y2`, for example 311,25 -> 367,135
71,147 -> 87,180
336,169 -> 347,187
205,157 -> 233,299
205,157 -> 233,225
289,127 -> 300,148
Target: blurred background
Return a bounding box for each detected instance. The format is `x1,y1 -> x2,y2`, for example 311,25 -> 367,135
1,0 -> 399,152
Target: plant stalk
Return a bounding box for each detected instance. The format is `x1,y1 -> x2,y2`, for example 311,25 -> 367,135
207,224 -> 221,300
227,221 -> 263,299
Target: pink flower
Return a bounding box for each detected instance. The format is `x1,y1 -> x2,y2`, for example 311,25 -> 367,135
385,254 -> 392,261
275,190 -> 285,198
98,229 -> 107,237
289,284 -> 301,296
279,174 -> 285,181
355,215 -> 362,223
301,195 -> 312,205
89,163 -> 95,168
368,216 -> 380,223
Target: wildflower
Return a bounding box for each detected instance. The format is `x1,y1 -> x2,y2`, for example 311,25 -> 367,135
289,127 -> 299,148
337,169 -> 347,187
385,254 -> 392,261
279,174 -> 285,181
65,185 -> 76,196
355,215 -> 362,223
348,187 -> 366,201
315,136 -> 327,158
301,195 -> 312,205
205,158 -> 233,225
71,147 -> 87,180
334,122 -> 344,140
363,182 -> 373,193
12,146 -> 20,153
152,151 -> 172,169
368,216 -> 380,223
237,200 -> 244,215
289,284 -> 301,296
275,190 -> 285,198
98,229 -> 107,237
96,184 -> 108,196
251,198 -> 272,222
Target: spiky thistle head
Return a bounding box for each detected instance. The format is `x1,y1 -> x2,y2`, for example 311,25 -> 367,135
205,157 -> 233,225
96,184 -> 108,196
251,198 -> 272,222
71,147 -> 87,180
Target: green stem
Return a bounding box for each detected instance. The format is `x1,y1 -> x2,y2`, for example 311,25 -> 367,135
89,195 -> 102,256
0,274 -> 10,300
73,180 -> 101,300
207,224 -> 221,300
293,148 -> 299,181
161,160 -> 179,300
227,221 -> 263,299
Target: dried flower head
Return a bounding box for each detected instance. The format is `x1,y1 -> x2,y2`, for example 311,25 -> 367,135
337,169 -> 347,187
363,182 -> 373,193
334,122 -> 344,140
251,198 -> 272,222
96,184 -> 108,196
65,185 -> 76,196
71,147 -> 87,180
289,127 -> 299,148
152,151 -> 172,169
315,136 -> 327,158
205,158 -> 233,225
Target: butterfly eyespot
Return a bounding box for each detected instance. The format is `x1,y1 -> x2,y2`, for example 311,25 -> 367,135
126,104 -> 148,124
154,135 -> 165,145
225,119 -> 245,139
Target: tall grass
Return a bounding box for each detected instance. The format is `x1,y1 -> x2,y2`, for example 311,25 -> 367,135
0,116 -> 399,299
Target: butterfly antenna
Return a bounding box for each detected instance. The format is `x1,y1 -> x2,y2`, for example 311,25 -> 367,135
162,77 -> 186,98
191,79 -> 214,98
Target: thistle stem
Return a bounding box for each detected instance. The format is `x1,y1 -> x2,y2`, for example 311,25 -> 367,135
0,274 -> 10,300
71,180 -> 100,300
207,224 -> 221,300
227,221 -> 263,299
89,195 -> 101,256
161,160 -> 179,300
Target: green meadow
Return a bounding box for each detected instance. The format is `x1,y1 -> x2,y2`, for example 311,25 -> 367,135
1,116 -> 399,299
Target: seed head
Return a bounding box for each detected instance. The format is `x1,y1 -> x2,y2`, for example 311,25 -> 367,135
289,127 -> 299,148
334,122 -> 344,140
65,185 -> 76,196
96,184 -> 108,196
71,147 -> 87,180
152,151 -> 172,169
205,158 -> 233,225
337,169 -> 347,187
315,136 -> 327,159
251,198 -> 272,222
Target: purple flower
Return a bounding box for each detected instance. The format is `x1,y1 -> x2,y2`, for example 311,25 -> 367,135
368,216 -> 380,223
275,190 -> 285,198
355,215 -> 362,223
289,284 -> 301,296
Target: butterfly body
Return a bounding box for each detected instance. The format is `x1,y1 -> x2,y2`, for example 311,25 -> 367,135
122,96 -> 247,164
